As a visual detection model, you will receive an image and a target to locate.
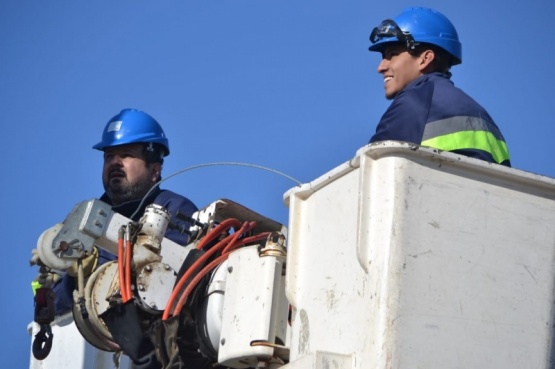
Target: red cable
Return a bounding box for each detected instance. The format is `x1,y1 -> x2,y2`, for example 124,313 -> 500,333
123,237 -> 133,303
172,253 -> 230,316
172,230 -> 270,316
117,229 -> 128,302
162,224 -> 238,320
195,218 -> 241,250
242,232 -> 271,244
222,221 -> 256,254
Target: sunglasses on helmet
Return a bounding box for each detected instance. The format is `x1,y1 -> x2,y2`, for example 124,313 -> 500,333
369,19 -> 418,51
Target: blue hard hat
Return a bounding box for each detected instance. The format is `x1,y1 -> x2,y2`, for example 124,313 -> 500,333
369,7 -> 462,65
93,109 -> 170,156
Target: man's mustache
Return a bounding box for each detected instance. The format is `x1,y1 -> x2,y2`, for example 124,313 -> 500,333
108,167 -> 126,179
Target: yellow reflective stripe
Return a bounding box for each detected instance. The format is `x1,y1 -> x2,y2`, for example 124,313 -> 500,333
421,130 -> 510,164
31,280 -> 42,296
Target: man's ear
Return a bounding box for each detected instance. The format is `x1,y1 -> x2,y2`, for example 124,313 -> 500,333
150,162 -> 162,182
419,49 -> 436,72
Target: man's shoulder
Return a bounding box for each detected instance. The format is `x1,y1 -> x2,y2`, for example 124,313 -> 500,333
394,74 -> 440,107
154,189 -> 198,211
156,189 -> 188,199
411,73 -> 478,107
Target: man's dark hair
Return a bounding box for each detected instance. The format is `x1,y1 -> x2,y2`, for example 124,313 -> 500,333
142,143 -> 164,183
413,43 -> 454,78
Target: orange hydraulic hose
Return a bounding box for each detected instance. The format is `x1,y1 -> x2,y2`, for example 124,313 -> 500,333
172,253 -> 230,316
195,218 -> 241,250
238,232 -> 271,245
172,231 -> 271,317
162,231 -> 236,320
123,235 -> 133,303
227,232 -> 271,254
117,227 -> 128,302
164,218 -> 241,313
221,221 -> 256,254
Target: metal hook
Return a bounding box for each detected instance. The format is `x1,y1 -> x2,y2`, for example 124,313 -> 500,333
32,324 -> 53,360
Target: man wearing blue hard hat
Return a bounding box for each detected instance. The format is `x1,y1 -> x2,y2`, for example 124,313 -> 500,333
52,109 -> 198,315
93,108 -> 197,234
368,7 -> 511,167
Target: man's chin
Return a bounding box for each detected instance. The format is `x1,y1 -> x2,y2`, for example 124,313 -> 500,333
385,92 -> 397,100
106,189 -> 133,206
104,180 -> 151,205
106,183 -> 126,197
109,176 -> 125,184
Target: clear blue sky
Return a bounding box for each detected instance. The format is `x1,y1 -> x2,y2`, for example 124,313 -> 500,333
2,1 -> 554,367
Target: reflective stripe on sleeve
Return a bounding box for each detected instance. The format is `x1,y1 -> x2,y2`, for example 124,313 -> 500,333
421,130 -> 510,164
422,116 -> 506,142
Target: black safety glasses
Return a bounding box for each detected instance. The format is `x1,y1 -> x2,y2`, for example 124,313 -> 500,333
369,19 -> 418,51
